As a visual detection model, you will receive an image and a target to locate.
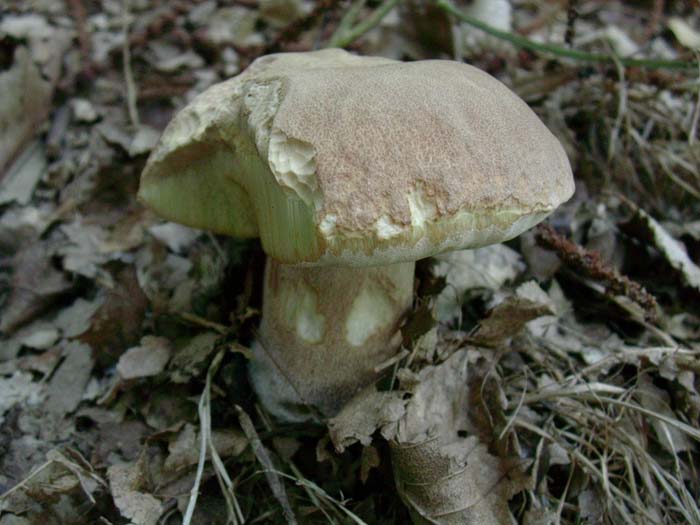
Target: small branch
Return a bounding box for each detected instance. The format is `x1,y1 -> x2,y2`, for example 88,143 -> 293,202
436,0 -> 697,71
564,0 -> 579,47
122,0 -> 140,128
535,223 -> 659,321
373,348 -> 409,373
67,0 -> 94,79
327,0 -> 402,49
643,0 -> 665,43
179,311 -> 228,334
236,406 -> 298,525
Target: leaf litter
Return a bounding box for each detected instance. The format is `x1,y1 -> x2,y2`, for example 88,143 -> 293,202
1,0 -> 699,524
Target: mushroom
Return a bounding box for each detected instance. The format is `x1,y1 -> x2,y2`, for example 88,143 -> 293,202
138,49 -> 574,422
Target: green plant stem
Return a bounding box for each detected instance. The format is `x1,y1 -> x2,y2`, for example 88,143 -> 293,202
327,0 -> 401,48
437,0 -> 697,70
328,0 -> 367,46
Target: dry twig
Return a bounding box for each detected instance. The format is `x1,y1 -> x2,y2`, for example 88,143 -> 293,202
236,406 -> 298,524
122,0 -> 140,128
66,0 -> 94,79
535,223 -> 658,320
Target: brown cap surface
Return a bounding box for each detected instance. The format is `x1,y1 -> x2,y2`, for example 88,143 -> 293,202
139,49 -> 574,265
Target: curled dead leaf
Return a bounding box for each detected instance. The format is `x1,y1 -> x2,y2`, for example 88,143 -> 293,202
117,336 -> 172,380
472,297 -> 553,346
328,387 -> 407,453
107,456 -> 163,525
0,46 -> 52,176
392,350 -> 531,524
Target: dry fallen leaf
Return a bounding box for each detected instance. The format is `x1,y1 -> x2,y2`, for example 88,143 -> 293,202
637,375 -> 695,454
632,209 -> 700,293
433,245 -> 525,323
392,436 -> 529,525
392,350 -> 531,524
168,331 -> 220,383
0,141 -> 47,206
0,239 -> 73,334
472,296 -> 553,346
0,46 -> 52,175
57,218 -> 116,284
360,444 -> 381,484
0,371 -> 43,424
202,6 -> 263,47
79,265 -> 149,363
328,387 -> 407,453
0,14 -> 72,84
0,448 -> 105,519
0,514 -> 32,524
15,322 -> 59,351
259,0 -> 306,28
44,341 -> 94,417
108,457 -> 163,525
117,336 -> 172,380
668,18 -> 700,50
53,295 -> 106,339
164,423 -> 247,476
147,222 -> 201,254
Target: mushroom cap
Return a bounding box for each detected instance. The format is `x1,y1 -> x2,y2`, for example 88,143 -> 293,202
139,49 -> 574,266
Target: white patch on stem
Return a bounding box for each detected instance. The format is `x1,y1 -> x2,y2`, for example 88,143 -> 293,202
345,282 -> 395,347
280,280 -> 325,344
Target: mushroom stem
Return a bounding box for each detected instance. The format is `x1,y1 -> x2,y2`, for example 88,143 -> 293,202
250,258 -> 415,422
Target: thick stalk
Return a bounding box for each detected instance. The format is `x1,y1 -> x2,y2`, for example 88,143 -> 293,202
250,259 -> 415,422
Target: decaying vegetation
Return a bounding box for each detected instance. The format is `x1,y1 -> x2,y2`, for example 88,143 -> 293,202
1,1 -> 699,524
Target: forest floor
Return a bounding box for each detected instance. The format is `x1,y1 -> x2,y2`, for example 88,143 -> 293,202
1,0 -> 699,523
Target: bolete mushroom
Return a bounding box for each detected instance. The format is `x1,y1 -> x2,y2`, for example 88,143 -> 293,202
138,49 -> 574,421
